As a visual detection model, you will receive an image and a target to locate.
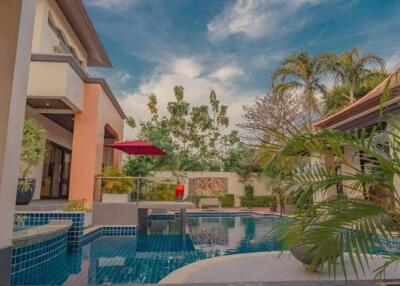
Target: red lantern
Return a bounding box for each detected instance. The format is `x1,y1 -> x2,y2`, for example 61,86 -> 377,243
175,184 -> 184,200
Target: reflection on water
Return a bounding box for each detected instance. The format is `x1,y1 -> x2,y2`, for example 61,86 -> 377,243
11,217 -> 282,285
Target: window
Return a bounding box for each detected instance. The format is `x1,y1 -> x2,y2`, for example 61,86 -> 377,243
335,164 -> 343,194
48,15 -> 82,65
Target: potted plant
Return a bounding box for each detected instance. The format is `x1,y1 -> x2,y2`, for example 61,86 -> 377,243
290,238 -> 340,271
98,167 -> 135,203
63,199 -> 92,227
16,119 -> 47,205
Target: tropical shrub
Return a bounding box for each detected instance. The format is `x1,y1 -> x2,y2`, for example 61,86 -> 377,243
14,214 -> 26,227
192,194 -> 234,207
98,167 -> 135,194
240,195 -> 276,208
258,121 -> 400,276
63,199 -> 90,212
219,194 -> 234,207
145,180 -> 175,201
19,119 -> 47,191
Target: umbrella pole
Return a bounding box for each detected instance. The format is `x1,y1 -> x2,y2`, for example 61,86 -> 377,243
136,155 -> 141,205
136,176 -> 140,204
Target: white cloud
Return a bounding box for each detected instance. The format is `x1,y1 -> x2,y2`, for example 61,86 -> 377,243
209,64 -> 245,81
85,0 -> 135,9
386,52 -> 400,72
170,58 -> 202,79
119,57 -> 260,140
90,69 -> 133,87
117,71 -> 133,84
207,0 -> 321,41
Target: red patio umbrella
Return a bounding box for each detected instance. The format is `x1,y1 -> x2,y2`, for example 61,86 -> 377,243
105,140 -> 166,156
104,140 -> 166,202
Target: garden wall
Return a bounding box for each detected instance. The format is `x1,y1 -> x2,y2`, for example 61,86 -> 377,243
153,171 -> 271,207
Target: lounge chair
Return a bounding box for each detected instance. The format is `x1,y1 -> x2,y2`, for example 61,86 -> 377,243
199,198 -> 221,210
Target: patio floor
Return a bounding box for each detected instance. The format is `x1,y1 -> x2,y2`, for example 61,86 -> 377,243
15,199 -> 67,211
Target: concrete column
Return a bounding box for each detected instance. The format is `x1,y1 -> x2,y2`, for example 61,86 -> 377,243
0,0 -> 36,284
180,209 -> 187,234
69,84 -> 103,209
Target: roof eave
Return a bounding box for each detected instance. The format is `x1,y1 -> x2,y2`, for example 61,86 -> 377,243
55,0 -> 112,68
313,76 -> 398,129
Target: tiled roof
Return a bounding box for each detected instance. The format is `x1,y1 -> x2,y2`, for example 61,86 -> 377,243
314,73 -> 399,129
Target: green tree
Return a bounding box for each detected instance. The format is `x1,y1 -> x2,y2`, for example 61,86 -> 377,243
323,72 -> 388,115
322,85 -> 350,115
125,86 -> 241,173
327,48 -> 385,103
272,51 -> 329,115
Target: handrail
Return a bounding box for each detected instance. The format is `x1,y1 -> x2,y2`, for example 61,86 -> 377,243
96,176 -> 179,180
96,176 -> 182,203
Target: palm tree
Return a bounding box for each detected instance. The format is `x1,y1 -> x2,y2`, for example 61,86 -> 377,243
328,48 -> 385,103
322,85 -> 349,115
272,51 -> 330,116
258,122 -> 400,277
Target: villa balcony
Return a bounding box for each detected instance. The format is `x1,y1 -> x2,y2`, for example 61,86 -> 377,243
27,54 -> 86,113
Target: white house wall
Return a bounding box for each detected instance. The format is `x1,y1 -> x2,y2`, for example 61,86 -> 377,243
154,171 -> 271,207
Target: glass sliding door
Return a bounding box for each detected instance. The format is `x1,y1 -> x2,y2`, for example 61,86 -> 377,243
60,152 -> 71,197
41,141 -> 71,199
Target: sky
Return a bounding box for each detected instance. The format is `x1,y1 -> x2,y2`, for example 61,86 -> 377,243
84,0 -> 400,139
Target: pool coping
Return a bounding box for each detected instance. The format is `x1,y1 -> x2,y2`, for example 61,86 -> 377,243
12,220 -> 72,248
159,251 -> 400,284
149,211 -> 283,220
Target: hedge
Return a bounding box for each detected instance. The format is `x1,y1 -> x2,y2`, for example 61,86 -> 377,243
193,194 -> 235,208
219,194 -> 234,207
240,195 -> 276,207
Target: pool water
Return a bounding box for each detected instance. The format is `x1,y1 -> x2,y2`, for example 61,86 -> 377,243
11,216 -> 282,285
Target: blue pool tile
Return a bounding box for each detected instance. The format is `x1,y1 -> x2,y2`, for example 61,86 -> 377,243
11,233 -> 68,275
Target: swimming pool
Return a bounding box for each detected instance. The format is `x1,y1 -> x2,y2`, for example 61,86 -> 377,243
11,216 -> 282,285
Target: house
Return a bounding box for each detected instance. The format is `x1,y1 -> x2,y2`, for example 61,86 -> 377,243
1,0 -> 127,282
21,0 -> 126,208
313,73 -> 400,201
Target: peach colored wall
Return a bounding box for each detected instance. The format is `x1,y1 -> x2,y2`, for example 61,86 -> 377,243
69,83 -> 124,208
99,93 -> 123,169
104,124 -> 122,169
69,84 -> 100,208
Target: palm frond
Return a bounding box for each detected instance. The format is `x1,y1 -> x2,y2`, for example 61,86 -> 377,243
275,196 -> 394,278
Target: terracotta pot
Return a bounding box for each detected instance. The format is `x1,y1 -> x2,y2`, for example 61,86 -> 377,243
290,242 -> 339,271
175,184 -> 184,200
290,244 -> 317,267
